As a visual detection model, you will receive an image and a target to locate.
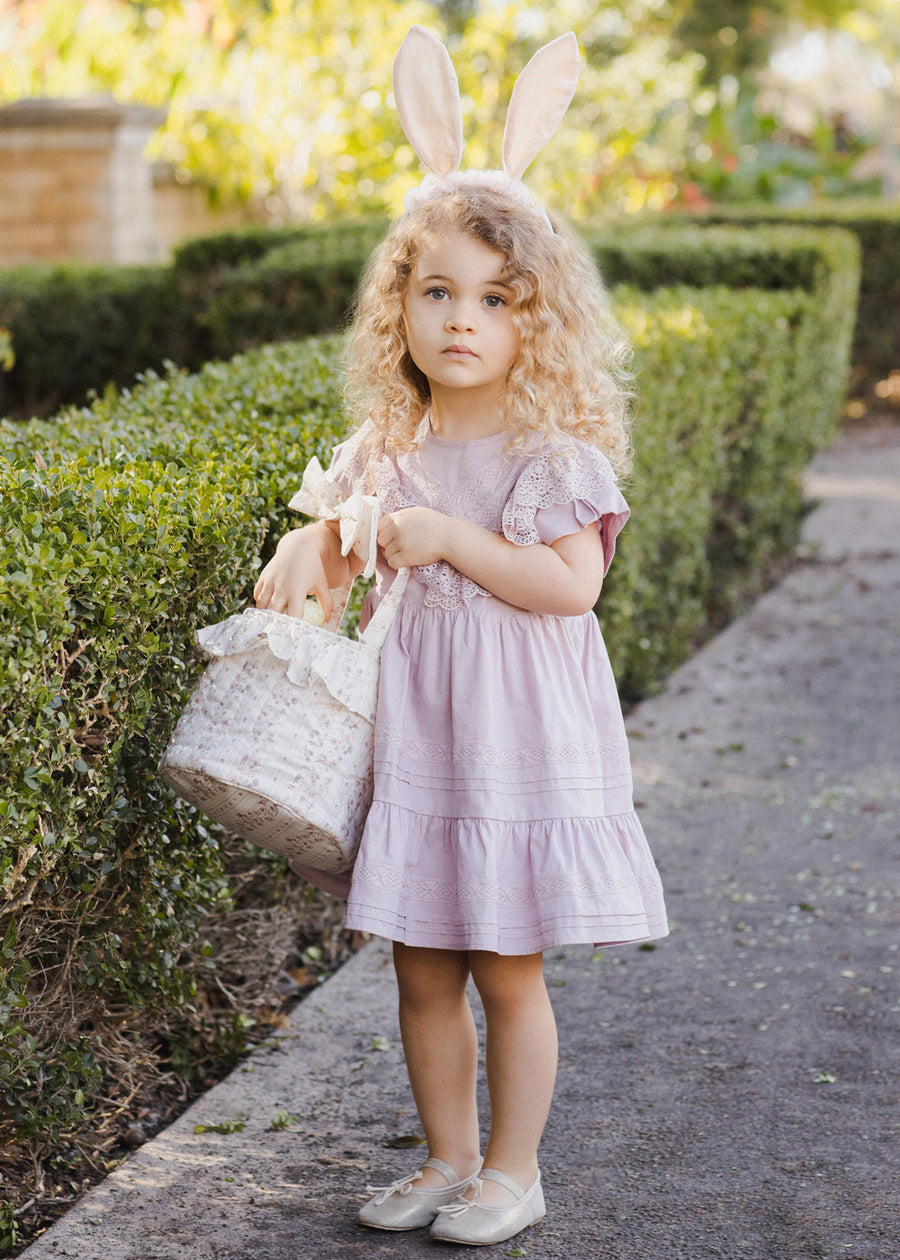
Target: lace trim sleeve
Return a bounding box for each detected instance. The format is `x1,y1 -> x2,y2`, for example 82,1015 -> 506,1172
501,443 -> 630,577
327,420 -> 377,498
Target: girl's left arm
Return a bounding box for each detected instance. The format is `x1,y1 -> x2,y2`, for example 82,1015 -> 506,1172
377,507 -> 604,617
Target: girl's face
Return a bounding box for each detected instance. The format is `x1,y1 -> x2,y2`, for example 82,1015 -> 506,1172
402,231 -> 521,408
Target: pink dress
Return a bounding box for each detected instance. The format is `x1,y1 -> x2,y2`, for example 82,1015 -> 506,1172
307,418 -> 667,955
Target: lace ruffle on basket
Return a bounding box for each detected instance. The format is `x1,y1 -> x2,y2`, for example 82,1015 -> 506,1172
197,609 -> 380,723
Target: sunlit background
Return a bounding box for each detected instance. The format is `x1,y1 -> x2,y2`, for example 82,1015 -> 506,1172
1,0 -> 897,225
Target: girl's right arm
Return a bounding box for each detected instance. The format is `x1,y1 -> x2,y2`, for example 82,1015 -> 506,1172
253,520 -> 362,620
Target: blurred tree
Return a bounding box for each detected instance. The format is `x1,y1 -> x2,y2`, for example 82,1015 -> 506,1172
662,0 -> 895,205
0,0 -> 709,219
837,0 -> 900,194
0,0 -> 435,216
0,0 -> 888,219
665,0 -> 859,82
402,1 -> 706,219
433,0 -> 478,34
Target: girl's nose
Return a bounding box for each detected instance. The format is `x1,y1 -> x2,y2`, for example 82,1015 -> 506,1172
445,302 -> 476,333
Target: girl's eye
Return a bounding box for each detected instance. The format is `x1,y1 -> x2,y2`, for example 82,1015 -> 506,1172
426,287 -> 449,300
483,294 -> 506,309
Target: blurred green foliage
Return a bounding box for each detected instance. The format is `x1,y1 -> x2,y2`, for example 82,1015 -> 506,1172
662,200 -> 900,387
2,0 -> 888,223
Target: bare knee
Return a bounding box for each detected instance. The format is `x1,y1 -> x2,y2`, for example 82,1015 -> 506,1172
469,951 -> 546,1016
394,942 -> 470,1010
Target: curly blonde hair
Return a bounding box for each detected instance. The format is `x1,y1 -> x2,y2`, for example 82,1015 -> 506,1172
344,185 -> 634,476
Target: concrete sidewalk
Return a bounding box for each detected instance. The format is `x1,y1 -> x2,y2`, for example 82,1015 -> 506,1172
22,423 -> 900,1260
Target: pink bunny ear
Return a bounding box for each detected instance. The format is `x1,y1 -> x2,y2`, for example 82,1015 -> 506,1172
393,25 -> 464,177
502,32 -> 581,183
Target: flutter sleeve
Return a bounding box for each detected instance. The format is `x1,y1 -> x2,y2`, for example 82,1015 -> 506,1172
324,420 -> 376,498
501,441 -> 630,577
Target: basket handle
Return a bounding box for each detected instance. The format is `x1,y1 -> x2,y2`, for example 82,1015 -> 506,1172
358,566 -> 410,653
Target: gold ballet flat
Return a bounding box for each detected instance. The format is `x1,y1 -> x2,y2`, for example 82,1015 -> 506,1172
356,1155 -> 482,1231
429,1167 -> 546,1246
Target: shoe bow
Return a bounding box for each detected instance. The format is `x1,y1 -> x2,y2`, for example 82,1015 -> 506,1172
435,1176 -> 484,1217
364,1169 -> 424,1205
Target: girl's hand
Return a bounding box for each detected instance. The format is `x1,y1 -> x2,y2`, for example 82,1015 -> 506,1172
253,524 -> 342,620
377,507 -> 450,569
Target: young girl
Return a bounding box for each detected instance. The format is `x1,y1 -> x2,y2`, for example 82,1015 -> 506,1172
253,27 -> 667,1247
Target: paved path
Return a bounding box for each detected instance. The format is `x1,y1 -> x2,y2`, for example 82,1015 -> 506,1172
22,423 -> 900,1260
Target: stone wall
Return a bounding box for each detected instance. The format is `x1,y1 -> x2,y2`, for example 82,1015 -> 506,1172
151,163 -> 254,260
0,97 -> 255,267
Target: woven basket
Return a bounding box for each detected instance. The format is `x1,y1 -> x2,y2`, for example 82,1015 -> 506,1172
160,568 -> 408,873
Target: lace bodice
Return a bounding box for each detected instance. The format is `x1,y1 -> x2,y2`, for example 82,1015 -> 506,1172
318,419 -> 629,610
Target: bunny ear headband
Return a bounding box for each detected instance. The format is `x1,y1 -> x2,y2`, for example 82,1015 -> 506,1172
393,25 -> 581,228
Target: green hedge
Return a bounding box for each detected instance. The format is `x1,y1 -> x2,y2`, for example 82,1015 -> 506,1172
0,224 -> 860,1173
595,224 -> 859,676
195,221 -> 862,382
0,223 -> 383,419
592,223 -> 860,450
194,230 -> 385,358
1,338 -> 350,1157
171,217 -> 386,278
611,283 -> 820,687
0,265 -> 194,419
172,220 -> 388,359
0,217 -> 862,419
657,199 -> 900,388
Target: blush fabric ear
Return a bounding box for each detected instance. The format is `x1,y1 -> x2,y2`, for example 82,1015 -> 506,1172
392,25 -> 464,178
502,32 -> 581,182
391,25 -> 581,219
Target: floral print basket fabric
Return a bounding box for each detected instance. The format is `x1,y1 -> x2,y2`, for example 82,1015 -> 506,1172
160,568 -> 408,874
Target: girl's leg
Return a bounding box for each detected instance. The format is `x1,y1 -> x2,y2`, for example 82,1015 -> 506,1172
468,950 -> 558,1202
392,941 -> 482,1186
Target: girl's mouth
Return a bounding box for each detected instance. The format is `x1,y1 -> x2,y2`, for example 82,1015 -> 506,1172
443,345 -> 476,357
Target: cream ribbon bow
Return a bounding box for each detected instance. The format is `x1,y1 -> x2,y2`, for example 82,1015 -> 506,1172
288,457 -> 380,580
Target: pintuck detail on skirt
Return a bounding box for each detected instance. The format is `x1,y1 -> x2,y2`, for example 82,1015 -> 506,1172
345,804 -> 668,954
342,591 -> 669,956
